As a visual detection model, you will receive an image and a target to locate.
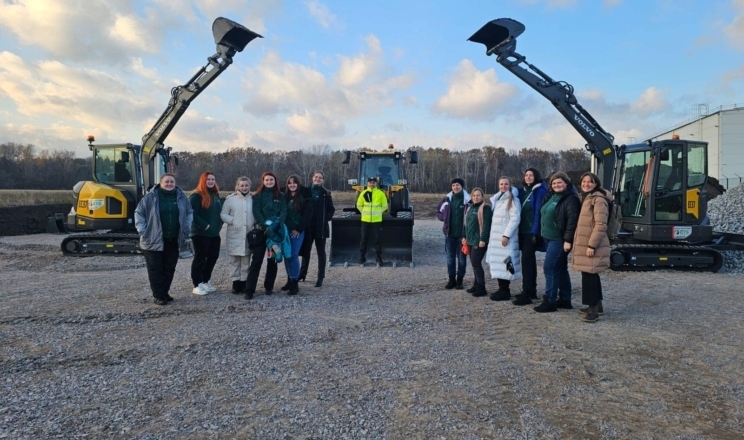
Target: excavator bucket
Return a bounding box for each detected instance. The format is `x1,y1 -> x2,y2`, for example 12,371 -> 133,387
212,17 -> 262,53
330,215 -> 414,267
468,18 -> 525,54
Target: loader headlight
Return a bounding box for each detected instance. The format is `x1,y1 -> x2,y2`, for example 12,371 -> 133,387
348,179 -> 358,185
397,179 -> 408,185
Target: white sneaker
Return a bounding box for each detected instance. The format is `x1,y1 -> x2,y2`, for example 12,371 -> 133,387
203,280 -> 217,292
192,284 -> 208,296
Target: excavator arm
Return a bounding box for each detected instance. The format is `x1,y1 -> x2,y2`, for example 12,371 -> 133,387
139,17 -> 262,191
468,18 -> 620,190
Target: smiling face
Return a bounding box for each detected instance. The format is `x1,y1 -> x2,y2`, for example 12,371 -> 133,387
367,179 -> 377,189
499,178 -> 511,193
451,182 -> 462,194
160,175 -> 176,190
312,173 -> 324,185
263,175 -> 275,188
581,175 -> 597,193
287,178 -> 299,192
471,190 -> 483,204
524,171 -> 535,185
238,180 -> 251,194
206,174 -> 216,188
551,178 -> 567,193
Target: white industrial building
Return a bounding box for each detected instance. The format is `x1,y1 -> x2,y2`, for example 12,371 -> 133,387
649,105 -> 744,189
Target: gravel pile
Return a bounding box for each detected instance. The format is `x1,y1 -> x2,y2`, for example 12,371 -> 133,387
1,220 -> 743,439
708,182 -> 744,273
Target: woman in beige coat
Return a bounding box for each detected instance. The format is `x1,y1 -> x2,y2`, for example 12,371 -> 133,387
572,172 -> 611,323
220,177 -> 257,294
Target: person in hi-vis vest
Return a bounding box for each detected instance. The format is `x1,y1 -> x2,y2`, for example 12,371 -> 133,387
356,177 -> 388,265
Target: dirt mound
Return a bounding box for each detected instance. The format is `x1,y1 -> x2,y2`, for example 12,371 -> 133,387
0,204 -> 71,236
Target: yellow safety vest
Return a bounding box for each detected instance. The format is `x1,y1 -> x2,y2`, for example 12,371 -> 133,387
356,188 -> 387,223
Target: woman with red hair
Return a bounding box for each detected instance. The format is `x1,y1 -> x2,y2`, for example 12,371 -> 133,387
248,171 -> 287,298
189,171 -> 223,296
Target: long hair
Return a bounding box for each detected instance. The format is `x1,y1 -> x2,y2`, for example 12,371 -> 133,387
498,176 -> 514,210
548,172 -> 571,193
194,171 -> 219,209
311,171 -> 326,189
578,172 -> 602,192
256,171 -> 281,200
284,175 -> 304,211
234,176 -> 251,193
522,168 -> 543,187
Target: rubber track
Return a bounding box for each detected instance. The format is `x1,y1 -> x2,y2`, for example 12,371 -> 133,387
60,232 -> 141,257
610,243 -> 724,273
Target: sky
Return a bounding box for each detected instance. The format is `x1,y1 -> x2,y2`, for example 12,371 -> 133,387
0,0 -> 743,158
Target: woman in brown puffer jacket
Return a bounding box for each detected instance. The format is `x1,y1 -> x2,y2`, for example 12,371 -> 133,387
572,172 -> 611,323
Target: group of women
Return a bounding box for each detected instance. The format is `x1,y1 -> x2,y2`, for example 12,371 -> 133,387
460,169 -> 611,323
135,170 -> 334,305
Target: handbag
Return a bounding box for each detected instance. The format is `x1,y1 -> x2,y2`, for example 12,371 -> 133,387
247,227 -> 265,248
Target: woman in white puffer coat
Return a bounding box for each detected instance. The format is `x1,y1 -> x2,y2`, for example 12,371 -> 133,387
220,176 -> 257,294
486,176 -> 522,301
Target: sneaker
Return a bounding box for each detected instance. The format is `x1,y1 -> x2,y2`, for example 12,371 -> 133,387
556,298 -> 573,309
192,284 -> 208,296
579,301 -> 604,316
203,281 -> 217,292
534,300 -> 557,313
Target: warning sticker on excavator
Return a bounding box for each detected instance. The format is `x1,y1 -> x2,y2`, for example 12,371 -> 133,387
672,226 -> 692,239
602,148 -> 612,155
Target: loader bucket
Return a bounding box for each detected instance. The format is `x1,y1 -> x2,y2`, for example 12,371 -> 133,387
330,214 -> 414,266
468,18 -> 525,55
213,17 -> 263,53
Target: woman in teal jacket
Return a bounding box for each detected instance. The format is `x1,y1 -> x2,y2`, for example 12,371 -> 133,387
248,171 -> 287,297
189,171 -> 223,296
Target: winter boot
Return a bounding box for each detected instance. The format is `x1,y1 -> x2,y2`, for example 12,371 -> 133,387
455,276 -> 464,290
533,299 -> 557,313
244,289 -> 254,300
579,300 -> 604,316
466,284 -> 477,294
490,288 -> 511,301
582,304 -> 600,323
280,281 -> 291,291
445,276 -> 456,290
287,279 -> 299,296
556,298 -> 573,309
299,258 -> 309,282
314,278 -> 324,288
472,283 -> 488,297
231,280 -> 242,294
511,292 -> 533,306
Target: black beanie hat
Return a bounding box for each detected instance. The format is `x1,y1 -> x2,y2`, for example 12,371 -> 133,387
451,178 -> 465,187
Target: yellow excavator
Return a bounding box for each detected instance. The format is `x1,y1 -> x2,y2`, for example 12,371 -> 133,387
50,17 -> 261,256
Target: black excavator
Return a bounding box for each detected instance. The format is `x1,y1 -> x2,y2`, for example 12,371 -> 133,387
469,18 -> 744,272
51,17 -> 261,256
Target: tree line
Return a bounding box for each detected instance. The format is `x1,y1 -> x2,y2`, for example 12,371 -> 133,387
1,142 -> 590,193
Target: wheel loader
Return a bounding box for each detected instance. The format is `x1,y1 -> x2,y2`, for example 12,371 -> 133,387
330,144 -> 418,267
469,18 -> 744,272
50,18 -> 262,256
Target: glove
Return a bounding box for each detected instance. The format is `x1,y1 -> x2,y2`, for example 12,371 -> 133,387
531,234 -> 538,246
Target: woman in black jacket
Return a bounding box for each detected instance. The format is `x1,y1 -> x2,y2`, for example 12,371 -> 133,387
298,171 -> 336,287
281,175 -> 313,295
534,172 -> 581,313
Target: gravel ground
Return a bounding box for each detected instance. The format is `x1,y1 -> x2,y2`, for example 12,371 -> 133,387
1,220 -> 743,439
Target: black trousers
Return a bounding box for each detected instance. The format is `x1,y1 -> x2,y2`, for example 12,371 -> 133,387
581,272 -> 603,305
143,238 -> 180,300
519,232 -> 538,295
300,226 -> 327,279
245,244 -> 278,292
360,222 -> 382,257
468,244 -> 488,285
190,235 -> 221,287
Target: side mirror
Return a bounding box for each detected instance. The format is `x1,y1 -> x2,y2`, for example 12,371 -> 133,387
408,150 -> 419,164
342,151 -> 351,164
659,148 -> 670,161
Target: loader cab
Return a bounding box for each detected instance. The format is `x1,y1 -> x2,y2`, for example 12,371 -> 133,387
617,140 -> 710,242
360,153 -> 400,188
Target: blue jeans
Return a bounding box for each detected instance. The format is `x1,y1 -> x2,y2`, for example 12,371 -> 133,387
444,236 -> 467,277
543,239 -> 571,303
284,231 -> 305,280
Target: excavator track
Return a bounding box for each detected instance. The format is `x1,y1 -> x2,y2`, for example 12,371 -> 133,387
609,243 -> 723,273
61,233 -> 141,256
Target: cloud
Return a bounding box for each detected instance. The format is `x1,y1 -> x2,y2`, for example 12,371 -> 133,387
193,0 -> 281,34
286,110 -> 345,136
630,87 -> 670,115
723,0 -> 744,51
304,1 -> 342,29
432,59 -> 519,121
164,111 -> 240,150
336,35 -> 383,87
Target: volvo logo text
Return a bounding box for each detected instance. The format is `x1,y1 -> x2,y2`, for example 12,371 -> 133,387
574,115 -> 595,137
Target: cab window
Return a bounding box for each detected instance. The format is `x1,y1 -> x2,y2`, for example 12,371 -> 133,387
95,148 -> 133,183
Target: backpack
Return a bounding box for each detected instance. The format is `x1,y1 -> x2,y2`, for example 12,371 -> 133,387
606,198 -> 622,240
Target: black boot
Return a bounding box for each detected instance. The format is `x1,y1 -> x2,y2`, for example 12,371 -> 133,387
466,284 -> 477,294
445,276 -> 456,289
472,283 -> 488,297
280,281 -> 291,291
299,258 -> 309,282
556,298 -> 573,309
512,292 -> 533,306
315,278 -> 323,288
455,276 -> 464,290
534,299 -> 557,313
287,279 -> 299,296
244,289 -> 254,300
375,255 -> 383,266
490,288 -> 511,301
231,280 -> 242,294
